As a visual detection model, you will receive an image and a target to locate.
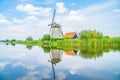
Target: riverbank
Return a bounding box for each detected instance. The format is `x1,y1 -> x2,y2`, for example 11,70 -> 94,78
3,37 -> 120,50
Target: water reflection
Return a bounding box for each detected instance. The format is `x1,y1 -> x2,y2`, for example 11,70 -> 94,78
4,41 -> 120,60
64,50 -> 78,56
26,45 -> 33,50
1,42 -> 120,80
48,49 -> 63,80
49,50 -> 63,65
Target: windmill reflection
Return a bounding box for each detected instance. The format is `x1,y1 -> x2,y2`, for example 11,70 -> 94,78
48,49 -> 78,80
48,49 -> 63,80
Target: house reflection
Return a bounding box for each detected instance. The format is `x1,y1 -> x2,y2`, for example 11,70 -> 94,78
64,50 -> 78,56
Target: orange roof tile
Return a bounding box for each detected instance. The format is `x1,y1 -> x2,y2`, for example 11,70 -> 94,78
64,32 -> 76,38
64,51 -> 76,56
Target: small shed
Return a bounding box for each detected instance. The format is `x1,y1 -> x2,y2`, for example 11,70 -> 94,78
64,32 -> 78,39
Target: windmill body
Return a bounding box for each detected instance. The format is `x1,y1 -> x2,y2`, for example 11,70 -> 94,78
51,22 -> 63,38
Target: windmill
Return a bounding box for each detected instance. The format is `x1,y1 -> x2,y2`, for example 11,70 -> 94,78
49,9 -> 63,38
48,9 -> 63,80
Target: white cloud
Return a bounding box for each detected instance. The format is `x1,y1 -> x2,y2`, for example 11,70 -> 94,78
66,10 -> 86,21
113,9 -> 120,13
68,64 -> 85,75
0,14 -> 51,39
16,3 -> 52,16
17,70 -> 51,80
56,2 -> 67,13
56,72 -> 66,80
0,62 -> 10,71
0,14 -> 11,24
13,16 -> 39,24
75,0 -> 117,16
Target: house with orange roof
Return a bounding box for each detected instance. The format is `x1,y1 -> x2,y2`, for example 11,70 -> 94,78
64,32 -> 78,39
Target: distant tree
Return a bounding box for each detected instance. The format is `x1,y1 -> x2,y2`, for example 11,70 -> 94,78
5,39 -> 9,42
11,39 -> 16,42
41,34 -> 51,41
26,36 -> 33,41
79,30 -> 103,40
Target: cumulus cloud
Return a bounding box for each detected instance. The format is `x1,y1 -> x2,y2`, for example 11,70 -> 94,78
16,3 -> 52,16
13,16 -> 39,24
113,9 -> 120,13
0,14 -> 51,39
56,2 -> 67,13
0,14 -> 11,24
66,10 -> 86,21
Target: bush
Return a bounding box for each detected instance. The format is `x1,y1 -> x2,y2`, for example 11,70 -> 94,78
41,34 -> 51,41
79,30 -> 103,40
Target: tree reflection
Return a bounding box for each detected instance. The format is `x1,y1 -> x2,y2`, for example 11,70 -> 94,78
79,47 -> 103,59
26,45 -> 33,50
39,45 -> 120,59
78,45 -> 120,59
41,46 -> 51,53
11,43 -> 16,46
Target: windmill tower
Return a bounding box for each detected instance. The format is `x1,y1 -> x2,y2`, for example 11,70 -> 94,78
49,9 -> 63,38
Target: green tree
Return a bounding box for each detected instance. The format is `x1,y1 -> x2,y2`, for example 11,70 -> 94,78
5,39 -> 9,42
26,36 -> 33,41
11,39 -> 16,42
41,34 -> 51,41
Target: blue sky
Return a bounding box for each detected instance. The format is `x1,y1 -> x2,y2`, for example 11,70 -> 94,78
0,0 -> 120,39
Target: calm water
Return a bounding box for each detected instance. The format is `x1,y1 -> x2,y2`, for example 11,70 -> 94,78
0,43 -> 120,80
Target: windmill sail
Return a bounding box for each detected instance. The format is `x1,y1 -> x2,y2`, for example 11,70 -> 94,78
49,9 -> 56,34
